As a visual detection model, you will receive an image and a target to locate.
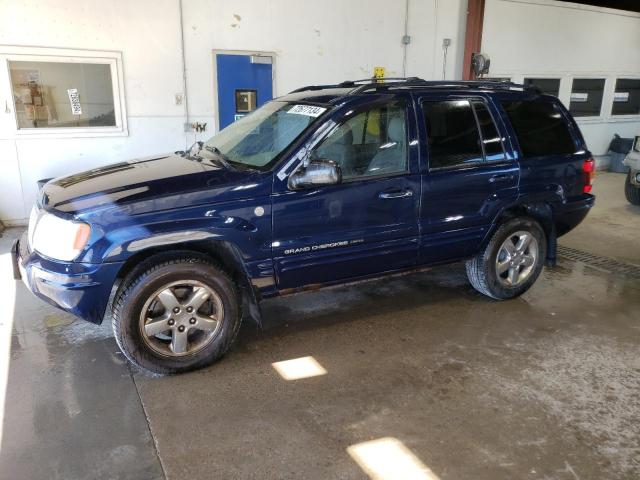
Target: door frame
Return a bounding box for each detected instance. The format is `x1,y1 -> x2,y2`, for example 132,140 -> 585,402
211,49 -> 276,133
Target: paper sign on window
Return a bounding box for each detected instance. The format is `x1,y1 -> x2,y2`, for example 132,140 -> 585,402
570,92 -> 588,103
67,88 -> 82,115
613,92 -> 630,103
288,105 -> 326,117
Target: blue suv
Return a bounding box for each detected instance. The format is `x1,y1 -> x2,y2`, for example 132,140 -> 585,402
12,79 -> 595,373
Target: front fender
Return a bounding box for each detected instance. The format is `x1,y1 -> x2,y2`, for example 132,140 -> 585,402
78,199 -> 275,326
78,198 -> 272,264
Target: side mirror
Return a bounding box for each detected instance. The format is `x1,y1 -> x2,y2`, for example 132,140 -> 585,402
289,159 -> 342,189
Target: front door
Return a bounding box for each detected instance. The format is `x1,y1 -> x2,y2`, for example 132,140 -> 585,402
415,94 -> 519,263
272,97 -> 421,290
215,53 -> 273,130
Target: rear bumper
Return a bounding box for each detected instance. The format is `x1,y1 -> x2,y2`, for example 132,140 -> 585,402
12,232 -> 123,324
555,194 -> 595,236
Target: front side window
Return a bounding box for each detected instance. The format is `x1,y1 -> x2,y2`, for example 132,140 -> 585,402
501,100 -> 576,157
310,102 -> 407,180
422,100 -> 483,170
9,60 -> 117,129
569,78 -> 605,117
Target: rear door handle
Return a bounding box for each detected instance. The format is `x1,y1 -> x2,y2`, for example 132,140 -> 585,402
489,174 -> 515,183
378,189 -> 414,199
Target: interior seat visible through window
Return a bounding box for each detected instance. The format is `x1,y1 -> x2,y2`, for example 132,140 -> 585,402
310,102 -> 408,180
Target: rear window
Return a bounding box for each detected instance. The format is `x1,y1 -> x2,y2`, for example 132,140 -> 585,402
501,100 -> 577,157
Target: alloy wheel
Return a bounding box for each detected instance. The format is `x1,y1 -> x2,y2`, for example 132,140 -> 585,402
495,231 -> 539,287
139,280 -> 223,357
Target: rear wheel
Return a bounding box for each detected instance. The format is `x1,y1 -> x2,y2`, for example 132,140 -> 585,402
625,171 -> 640,205
466,217 -> 546,300
112,255 -> 240,374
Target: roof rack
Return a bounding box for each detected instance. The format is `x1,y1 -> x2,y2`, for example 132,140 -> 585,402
288,77 -> 540,95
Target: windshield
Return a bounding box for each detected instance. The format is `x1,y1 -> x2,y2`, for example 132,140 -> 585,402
204,101 -> 327,169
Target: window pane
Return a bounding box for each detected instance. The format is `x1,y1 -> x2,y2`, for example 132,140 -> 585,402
523,78 -> 560,96
9,61 -> 115,129
569,78 -> 605,117
423,100 -> 483,170
312,102 -> 407,179
502,100 -> 576,157
612,79 -> 640,116
471,100 -> 505,162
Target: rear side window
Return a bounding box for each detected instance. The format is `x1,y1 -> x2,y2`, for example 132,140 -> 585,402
422,100 -> 483,170
471,100 -> 506,163
501,100 -> 577,157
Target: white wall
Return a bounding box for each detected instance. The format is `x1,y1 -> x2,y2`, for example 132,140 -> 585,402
181,0 -> 467,134
0,0 -> 187,224
0,0 -> 466,224
482,0 -> 640,159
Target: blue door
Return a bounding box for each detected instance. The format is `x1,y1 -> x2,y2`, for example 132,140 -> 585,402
415,94 -> 519,264
216,54 -> 273,130
271,96 -> 421,290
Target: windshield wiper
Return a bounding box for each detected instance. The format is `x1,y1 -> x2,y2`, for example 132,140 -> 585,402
202,145 -> 237,171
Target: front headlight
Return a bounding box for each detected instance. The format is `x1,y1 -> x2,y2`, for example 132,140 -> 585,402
31,211 -> 91,261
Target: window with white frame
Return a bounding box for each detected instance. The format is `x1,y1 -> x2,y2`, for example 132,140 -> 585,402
2,47 -> 126,136
524,78 -> 560,97
569,78 -> 605,117
612,78 -> 640,116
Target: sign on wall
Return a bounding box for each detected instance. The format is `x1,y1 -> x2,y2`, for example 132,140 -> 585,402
373,66 -> 385,79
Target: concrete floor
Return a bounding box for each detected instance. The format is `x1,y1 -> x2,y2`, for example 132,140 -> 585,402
0,172 -> 638,480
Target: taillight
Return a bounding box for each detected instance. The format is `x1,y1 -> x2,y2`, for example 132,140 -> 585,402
582,158 -> 595,193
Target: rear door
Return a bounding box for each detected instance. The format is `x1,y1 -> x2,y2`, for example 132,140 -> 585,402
416,94 -> 519,263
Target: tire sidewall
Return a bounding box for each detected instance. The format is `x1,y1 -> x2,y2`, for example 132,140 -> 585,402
483,218 -> 547,299
625,172 -> 640,205
115,261 -> 239,374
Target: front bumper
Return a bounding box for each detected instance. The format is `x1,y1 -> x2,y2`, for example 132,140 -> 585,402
11,232 -> 123,324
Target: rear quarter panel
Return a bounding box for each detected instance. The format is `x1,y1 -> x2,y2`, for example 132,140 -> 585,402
493,93 -> 592,212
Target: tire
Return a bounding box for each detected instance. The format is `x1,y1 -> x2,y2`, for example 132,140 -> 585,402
112,254 -> 241,374
625,172 -> 640,205
466,217 -> 547,300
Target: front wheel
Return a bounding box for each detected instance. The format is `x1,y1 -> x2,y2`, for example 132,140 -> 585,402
112,255 -> 241,374
466,217 -> 547,300
625,171 -> 640,205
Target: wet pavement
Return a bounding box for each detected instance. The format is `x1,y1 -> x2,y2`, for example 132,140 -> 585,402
0,231 -> 163,480
561,172 -> 640,265
1,172 -> 639,479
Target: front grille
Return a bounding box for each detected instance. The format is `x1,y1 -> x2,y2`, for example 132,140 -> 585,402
557,245 -> 640,279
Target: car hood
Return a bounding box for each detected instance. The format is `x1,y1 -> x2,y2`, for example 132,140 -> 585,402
40,153 -> 269,215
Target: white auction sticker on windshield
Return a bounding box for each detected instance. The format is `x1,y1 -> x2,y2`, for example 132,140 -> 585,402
288,104 -> 326,117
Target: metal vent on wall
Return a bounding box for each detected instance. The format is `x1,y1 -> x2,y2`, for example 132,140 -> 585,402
557,245 -> 640,279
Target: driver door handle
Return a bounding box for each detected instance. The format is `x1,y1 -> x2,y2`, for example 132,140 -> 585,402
378,188 -> 414,199
489,173 -> 515,183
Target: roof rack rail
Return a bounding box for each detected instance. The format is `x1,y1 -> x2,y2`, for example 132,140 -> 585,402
288,77 -> 541,95
287,77 -> 425,94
